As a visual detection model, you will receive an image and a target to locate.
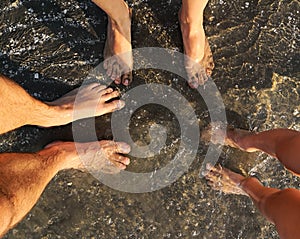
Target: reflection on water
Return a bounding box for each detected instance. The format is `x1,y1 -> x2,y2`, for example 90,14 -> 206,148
0,0 -> 299,238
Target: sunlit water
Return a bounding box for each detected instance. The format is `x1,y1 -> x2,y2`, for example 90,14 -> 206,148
0,0 -> 299,238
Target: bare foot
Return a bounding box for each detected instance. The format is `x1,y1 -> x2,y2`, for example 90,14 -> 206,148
44,140 -> 131,174
205,164 -> 248,196
201,121 -> 227,145
47,83 -> 125,126
201,122 -> 258,152
103,5 -> 133,86
179,10 -> 214,88
226,128 -> 259,153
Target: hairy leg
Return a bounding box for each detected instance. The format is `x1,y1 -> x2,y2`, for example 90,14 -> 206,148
0,140 -> 130,237
180,0 -> 214,88
0,74 -> 55,134
0,75 -> 124,134
92,0 -> 133,85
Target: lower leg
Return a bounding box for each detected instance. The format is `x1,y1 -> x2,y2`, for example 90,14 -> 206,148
205,166 -> 280,220
227,128 -> 299,156
92,0 -> 132,85
0,75 -> 124,134
0,74 -> 58,134
226,128 -> 300,174
180,0 -> 214,87
206,166 -> 300,238
239,177 -> 280,219
0,140 -> 130,236
241,178 -> 300,238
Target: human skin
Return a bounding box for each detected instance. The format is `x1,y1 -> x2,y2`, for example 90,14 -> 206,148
0,74 -> 125,134
0,140 -> 131,238
179,0 -> 215,88
92,0 -> 133,86
225,128 -> 300,175
205,128 -> 300,239
91,0 -> 214,88
206,166 -> 300,239
0,74 -> 132,237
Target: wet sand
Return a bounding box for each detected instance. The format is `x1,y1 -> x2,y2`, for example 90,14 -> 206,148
0,0 -> 299,238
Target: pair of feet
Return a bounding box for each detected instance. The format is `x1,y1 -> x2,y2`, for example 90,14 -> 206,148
104,4 -> 214,88
202,124 -> 258,195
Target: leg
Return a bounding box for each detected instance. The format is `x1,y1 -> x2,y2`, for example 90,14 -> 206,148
202,124 -> 300,176
206,166 -> 300,239
0,75 -> 125,134
180,0 -> 214,88
0,140 -> 130,237
92,0 -> 133,86
226,128 -> 300,175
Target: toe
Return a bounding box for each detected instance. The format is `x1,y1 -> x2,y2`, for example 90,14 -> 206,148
111,64 -> 122,84
106,64 -> 113,77
111,64 -> 119,80
114,155 -> 130,165
196,69 -> 208,85
112,161 -> 127,170
188,76 -> 199,89
115,141 -> 131,154
100,87 -> 114,96
121,72 -> 132,86
92,84 -> 107,92
103,59 -> 108,70
102,90 -> 120,101
106,59 -> 117,78
103,100 -> 125,113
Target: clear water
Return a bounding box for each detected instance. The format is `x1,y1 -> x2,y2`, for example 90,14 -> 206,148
0,0 -> 299,238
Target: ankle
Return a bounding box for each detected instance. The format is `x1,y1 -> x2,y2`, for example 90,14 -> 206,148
179,8 -> 203,26
239,177 -> 260,190
180,17 -> 204,38
110,15 -> 131,31
40,142 -> 81,170
29,101 -> 72,128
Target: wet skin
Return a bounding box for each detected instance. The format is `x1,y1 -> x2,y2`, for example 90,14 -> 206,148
0,74 -> 131,237
92,0 -> 214,88
204,127 -> 300,239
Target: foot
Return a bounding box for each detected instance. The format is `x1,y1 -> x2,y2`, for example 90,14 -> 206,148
103,5 -> 133,86
201,122 -> 258,152
179,9 -> 214,88
47,83 -> 125,126
226,128 -> 259,152
205,164 -> 248,196
44,140 -> 131,174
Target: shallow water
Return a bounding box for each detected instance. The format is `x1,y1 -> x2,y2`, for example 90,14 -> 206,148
0,0 -> 299,238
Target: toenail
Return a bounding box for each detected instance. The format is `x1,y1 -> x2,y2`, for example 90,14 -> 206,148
119,143 -> 130,152
188,81 -> 198,89
117,100 -> 125,109
124,157 -> 130,165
